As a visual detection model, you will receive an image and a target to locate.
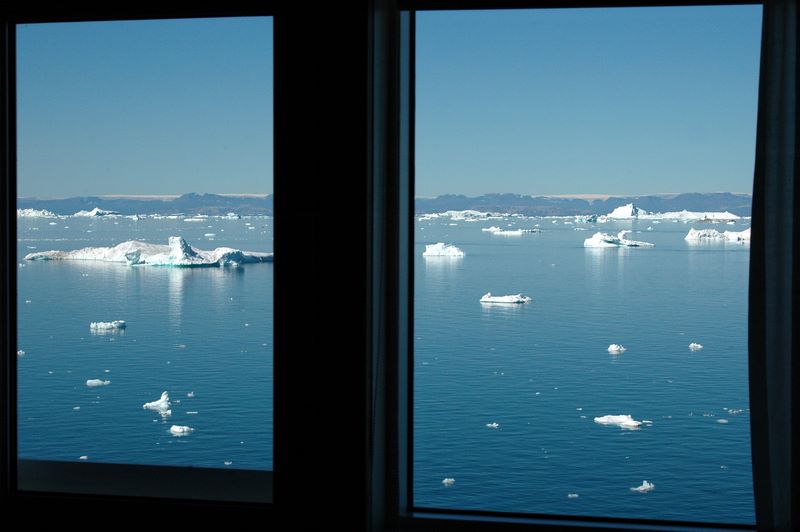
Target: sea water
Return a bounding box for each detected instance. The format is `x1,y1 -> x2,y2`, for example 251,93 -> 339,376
414,215 -> 754,523
17,215 -> 273,470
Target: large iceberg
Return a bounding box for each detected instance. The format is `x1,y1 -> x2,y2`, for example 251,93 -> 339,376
24,236 -> 273,267
480,293 -> 532,304
645,210 -> 739,221
593,414 -> 642,429
74,207 -> 121,217
584,231 -> 654,248
17,208 -> 57,218
606,203 -> 648,219
423,243 -> 465,257
684,227 -> 751,242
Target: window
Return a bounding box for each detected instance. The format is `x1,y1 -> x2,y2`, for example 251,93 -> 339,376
411,5 -> 760,525
10,13 -> 274,503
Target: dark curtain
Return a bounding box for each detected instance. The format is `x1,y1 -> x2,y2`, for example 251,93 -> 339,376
749,1 -> 798,531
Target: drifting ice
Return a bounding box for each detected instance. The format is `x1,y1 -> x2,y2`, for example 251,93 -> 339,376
74,207 -> 120,217
442,478 -> 455,487
689,342 -> 703,351
685,227 -> 750,242
25,236 -> 273,267
86,379 -> 111,387
17,208 -> 57,218
423,242 -> 465,257
594,414 -> 642,429
486,422 -> 500,429
170,425 -> 194,436
480,293 -> 532,304
90,320 -> 126,330
143,391 -> 171,412
607,344 -> 627,354
630,481 -> 655,493
584,231 -> 654,248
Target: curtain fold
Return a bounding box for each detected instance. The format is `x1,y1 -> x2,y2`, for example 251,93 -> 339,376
748,1 -> 798,531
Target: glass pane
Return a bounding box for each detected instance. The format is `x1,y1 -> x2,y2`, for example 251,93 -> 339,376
414,6 -> 759,523
17,17 -> 273,472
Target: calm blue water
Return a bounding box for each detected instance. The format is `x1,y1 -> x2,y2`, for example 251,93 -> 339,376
17,215 -> 272,471
414,216 -> 754,523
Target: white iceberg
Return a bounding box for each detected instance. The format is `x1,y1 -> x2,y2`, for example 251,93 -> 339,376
442,478 -> 455,487
482,226 -> 502,232
606,203 -> 648,219
90,320 -> 126,331
607,344 -> 627,354
25,236 -> 273,267
423,242 -> 465,257
567,493 -> 579,499
74,207 -> 120,217
17,350 -> 25,356
644,210 -> 739,221
143,391 -> 171,412
17,208 -> 57,218
169,425 -> 194,436
593,414 -> 642,429
486,422 -> 500,429
480,293 -> 532,304
717,419 -> 729,424
688,342 -> 703,351
630,480 -> 655,493
685,227 -> 750,243
724,227 -> 751,242
584,231 -> 654,248
86,379 -> 111,387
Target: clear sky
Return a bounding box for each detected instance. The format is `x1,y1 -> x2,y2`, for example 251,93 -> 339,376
416,6 -> 763,197
17,17 -> 273,198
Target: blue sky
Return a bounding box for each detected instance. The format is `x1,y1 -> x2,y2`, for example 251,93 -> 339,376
416,6 -> 763,197
17,17 -> 273,198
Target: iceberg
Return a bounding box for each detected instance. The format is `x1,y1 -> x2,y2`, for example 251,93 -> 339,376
90,320 -> 126,331
169,425 -> 194,436
143,391 -> 171,412
442,478 -> 455,487
17,350 -> 25,356
593,414 -> 642,429
630,481 -> 655,493
24,236 -> 273,267
684,227 -> 750,242
644,210 -> 739,221
606,203 -> 648,219
423,242 -> 465,257
86,379 -> 111,387
688,342 -> 703,351
567,493 -> 579,499
483,226 -> 538,236
486,422 -> 500,429
480,293 -> 532,304
607,344 -> 627,354
74,207 -> 120,217
17,208 -> 57,218
584,231 -> 654,248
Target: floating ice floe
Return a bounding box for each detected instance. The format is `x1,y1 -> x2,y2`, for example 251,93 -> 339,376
73,406 -> 80,411
169,425 -> 194,436
483,226 -> 539,236
79,456 -> 88,461
73,207 -> 120,217
187,391 -> 195,398
594,414 -> 642,429
25,236 -> 273,267
684,227 -> 750,243
688,342 -> 703,351
442,478 -> 455,487
423,242 -> 465,257
90,320 -> 126,331
480,293 -> 532,304
143,391 -> 171,413
717,419 -> 729,424
486,422 -> 500,429
567,493 -> 579,499
630,480 -> 655,493
607,344 -> 627,354
86,379 -> 111,387
584,230 -> 654,248
17,208 -> 58,218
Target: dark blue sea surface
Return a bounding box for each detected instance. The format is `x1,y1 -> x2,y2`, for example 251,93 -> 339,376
17,215 -> 272,470
414,216 -> 753,523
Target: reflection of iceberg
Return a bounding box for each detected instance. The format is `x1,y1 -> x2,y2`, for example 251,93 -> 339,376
423,242 -> 465,257
170,425 -> 194,436
74,207 -> 120,217
143,391 -> 171,413
86,379 -> 111,387
584,231 -> 654,248
90,320 -> 126,331
630,481 -> 655,493
607,344 -> 627,354
25,236 -> 273,267
593,414 -> 642,429
480,293 -> 532,304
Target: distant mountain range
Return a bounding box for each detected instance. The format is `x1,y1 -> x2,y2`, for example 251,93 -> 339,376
17,191 -> 752,217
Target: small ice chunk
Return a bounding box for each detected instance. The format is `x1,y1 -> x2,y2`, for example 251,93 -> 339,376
567,493 -> 579,499
442,478 -> 455,487
630,480 -> 655,493
186,411 -> 199,415
486,422 -> 500,429
607,344 -> 627,354
688,342 -> 703,351
594,414 -> 642,429
79,456 -> 88,461
187,391 -> 195,398
717,419 -> 729,424
86,379 -> 111,387
17,350 -> 25,356
224,461 -> 233,466
423,242 -> 465,257
143,391 -> 171,411
480,293 -> 532,304
90,320 -> 126,330
204,233 -> 216,237
73,406 -> 81,411
169,425 -> 194,436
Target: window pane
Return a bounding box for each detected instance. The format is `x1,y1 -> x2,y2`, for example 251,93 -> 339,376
17,17 -> 273,473
414,6 -> 759,523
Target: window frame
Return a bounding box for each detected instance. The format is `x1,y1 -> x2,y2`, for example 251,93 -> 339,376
371,1 -> 768,530
2,6 -> 277,507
